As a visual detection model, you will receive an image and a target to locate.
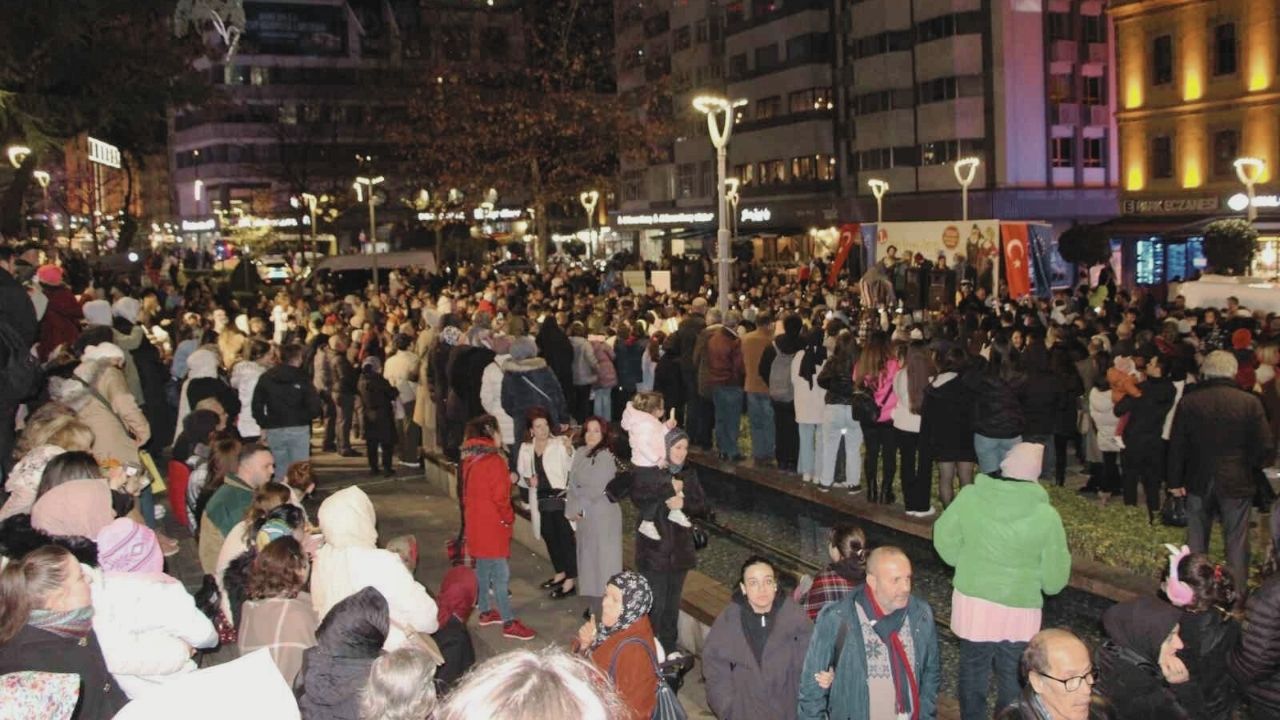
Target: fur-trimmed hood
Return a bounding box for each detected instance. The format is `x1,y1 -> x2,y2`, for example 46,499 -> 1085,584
502,356 -> 549,374
47,359 -> 114,413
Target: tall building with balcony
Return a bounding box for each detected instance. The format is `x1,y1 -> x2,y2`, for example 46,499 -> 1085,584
615,0 -> 727,262
842,0 -> 1118,230
1111,0 -> 1280,283
725,0 -> 840,262
169,0 -> 523,248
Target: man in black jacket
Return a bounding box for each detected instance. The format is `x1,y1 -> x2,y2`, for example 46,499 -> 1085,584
254,343 -> 323,479
0,244 -> 37,482
1115,349 -> 1175,518
1168,350 -> 1274,591
672,297 -> 711,449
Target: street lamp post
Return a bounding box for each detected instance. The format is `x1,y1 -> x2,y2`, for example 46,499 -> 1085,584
724,178 -> 740,246
693,95 -> 747,314
579,190 -> 599,261
1234,157 -> 1267,222
300,192 -> 318,266
867,178 -> 888,224
32,171 -> 50,214
953,157 -> 981,222
355,175 -> 385,289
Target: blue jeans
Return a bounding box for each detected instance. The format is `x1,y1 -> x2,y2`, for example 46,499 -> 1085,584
958,639 -> 1026,720
746,392 -> 775,460
974,434 -> 1021,475
820,404 -> 862,487
711,385 -> 743,458
138,485 -> 157,529
475,558 -> 514,622
592,387 -> 612,421
797,423 -> 821,477
265,426 -> 312,481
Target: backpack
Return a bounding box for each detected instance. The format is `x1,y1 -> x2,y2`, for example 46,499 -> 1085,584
608,637 -> 688,720
768,349 -> 796,402
0,320 -> 40,402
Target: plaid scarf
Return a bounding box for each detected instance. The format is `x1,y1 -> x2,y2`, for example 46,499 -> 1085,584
855,585 -> 919,720
27,607 -> 95,639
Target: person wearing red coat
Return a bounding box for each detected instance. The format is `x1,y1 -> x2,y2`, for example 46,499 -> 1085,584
36,265 -> 82,360
462,414 -> 535,640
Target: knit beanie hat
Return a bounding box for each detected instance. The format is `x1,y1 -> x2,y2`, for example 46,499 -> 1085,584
83,299 -> 113,327
999,442 -> 1044,482
665,427 -> 690,474
96,518 -> 163,574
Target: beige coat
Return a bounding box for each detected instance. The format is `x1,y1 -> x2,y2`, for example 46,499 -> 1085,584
238,594 -> 319,686
60,360 -> 150,466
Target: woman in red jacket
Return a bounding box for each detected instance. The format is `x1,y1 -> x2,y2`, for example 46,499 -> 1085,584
462,414 -> 536,641
36,265 -> 82,361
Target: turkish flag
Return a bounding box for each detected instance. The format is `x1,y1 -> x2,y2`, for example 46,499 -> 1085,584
827,223 -> 860,287
1001,223 -> 1032,299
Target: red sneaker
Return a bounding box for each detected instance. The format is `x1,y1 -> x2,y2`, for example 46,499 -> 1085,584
477,610 -> 503,627
502,619 -> 536,640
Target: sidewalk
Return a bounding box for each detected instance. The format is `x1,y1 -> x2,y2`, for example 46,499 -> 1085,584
165,448 -> 716,718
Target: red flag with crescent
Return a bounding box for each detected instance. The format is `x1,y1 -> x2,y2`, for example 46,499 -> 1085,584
1001,223 -> 1032,299
827,223 -> 861,287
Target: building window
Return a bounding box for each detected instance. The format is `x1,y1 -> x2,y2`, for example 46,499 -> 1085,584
1052,137 -> 1075,168
791,156 -> 816,181
917,75 -> 982,104
754,44 -> 779,71
1213,129 -> 1240,177
1082,14 -> 1105,44
1153,35 -> 1173,85
1048,74 -> 1073,103
695,19 -> 708,43
442,26 -> 470,61
859,148 -> 893,171
677,163 -> 696,199
758,159 -> 786,184
699,160 -> 713,197
919,139 -> 983,166
789,87 -> 833,113
1214,23 -> 1238,76
1083,75 -> 1104,105
734,163 -> 756,187
1048,12 -> 1072,41
729,53 -> 748,79
916,11 -> 984,44
853,29 -> 912,59
1150,135 -> 1173,179
674,26 -> 691,51
1083,137 -> 1105,168
817,154 -> 836,180
480,27 -> 508,60
755,95 -> 782,120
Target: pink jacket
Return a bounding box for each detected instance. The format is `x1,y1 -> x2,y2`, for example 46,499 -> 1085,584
863,358 -> 900,424
622,403 -> 667,468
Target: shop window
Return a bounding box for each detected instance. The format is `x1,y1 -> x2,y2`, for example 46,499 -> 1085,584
1153,35 -> 1173,85
1083,137 -> 1105,168
1212,129 -> 1240,177
1253,238 -> 1280,277
1150,135 -> 1173,178
1052,137 -> 1075,168
1214,23 -> 1238,76
1135,238 -> 1165,286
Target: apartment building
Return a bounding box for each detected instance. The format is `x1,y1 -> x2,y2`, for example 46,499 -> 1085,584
1111,0 -> 1280,282
842,0 -> 1118,228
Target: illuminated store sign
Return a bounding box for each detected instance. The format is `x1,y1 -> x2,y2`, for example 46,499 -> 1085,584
1227,193 -> 1280,211
615,207 -> 776,227
181,219 -> 217,232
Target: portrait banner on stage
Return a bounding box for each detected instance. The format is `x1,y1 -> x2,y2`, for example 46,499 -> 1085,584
873,221 -> 1000,292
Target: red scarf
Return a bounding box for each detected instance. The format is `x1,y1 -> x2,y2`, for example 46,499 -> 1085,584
862,585 -> 921,720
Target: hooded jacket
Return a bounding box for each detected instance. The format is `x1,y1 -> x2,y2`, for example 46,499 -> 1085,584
703,594 -> 812,720
933,474 -> 1071,609
296,587 -> 389,720
500,357 -> 570,446
311,487 -> 437,650
253,364 -> 322,429
462,437 -> 514,559
1096,597 -> 1200,720
1230,572 -> 1280,714
53,358 -> 150,465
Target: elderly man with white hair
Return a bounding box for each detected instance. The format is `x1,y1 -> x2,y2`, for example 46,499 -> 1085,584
1168,349 -> 1274,591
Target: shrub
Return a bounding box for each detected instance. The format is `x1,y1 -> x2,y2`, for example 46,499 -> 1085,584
1203,217 -> 1258,275
1057,223 -> 1111,266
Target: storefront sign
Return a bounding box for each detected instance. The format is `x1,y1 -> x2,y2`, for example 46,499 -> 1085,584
740,207 -> 771,223
616,211 -> 715,226
417,210 -> 469,222
232,215 -> 309,229
87,137 -> 121,169
473,207 -> 524,221
1227,193 -> 1280,211
181,219 -> 217,232
1121,196 -> 1219,215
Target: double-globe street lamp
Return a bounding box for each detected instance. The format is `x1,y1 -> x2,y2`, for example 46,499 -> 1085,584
692,94 -> 747,314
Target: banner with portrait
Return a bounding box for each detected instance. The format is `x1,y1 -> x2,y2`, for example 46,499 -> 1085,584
873,221 -> 1001,293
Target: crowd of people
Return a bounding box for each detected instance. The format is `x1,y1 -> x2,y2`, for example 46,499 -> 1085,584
1,235 -> 1280,719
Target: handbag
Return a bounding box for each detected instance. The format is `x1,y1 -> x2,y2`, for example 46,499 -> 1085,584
849,390 -> 879,424
605,471 -> 633,503
390,619 -> 445,667
537,491 -> 568,513
1160,494 -> 1188,527
608,637 -> 689,720
74,375 -> 166,494
691,524 -> 709,551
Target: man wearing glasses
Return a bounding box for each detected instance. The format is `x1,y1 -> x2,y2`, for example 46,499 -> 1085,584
999,628 -> 1110,720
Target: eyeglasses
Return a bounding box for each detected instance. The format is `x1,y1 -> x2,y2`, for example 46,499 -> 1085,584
1036,668 -> 1097,693
744,578 -> 776,590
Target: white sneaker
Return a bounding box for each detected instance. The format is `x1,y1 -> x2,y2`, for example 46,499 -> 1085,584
802,473 -> 812,484
153,505 -> 167,520
638,521 -> 661,541
847,485 -> 863,495
668,509 -> 692,528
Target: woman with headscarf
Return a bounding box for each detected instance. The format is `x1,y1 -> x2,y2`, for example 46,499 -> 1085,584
295,586 -> 390,720
576,571 -> 659,720
791,327 -> 827,484
52,343 -> 151,469
174,348 -> 239,440
431,566 -> 478,691
630,427 -> 706,656
358,356 -> 398,477
311,486 -> 437,651
703,556 -> 813,720
0,546 -> 127,720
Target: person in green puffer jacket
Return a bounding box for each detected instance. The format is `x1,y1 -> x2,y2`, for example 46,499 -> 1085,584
933,441 -> 1072,720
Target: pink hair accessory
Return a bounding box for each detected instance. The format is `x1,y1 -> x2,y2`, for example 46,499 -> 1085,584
1163,543 -> 1195,607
